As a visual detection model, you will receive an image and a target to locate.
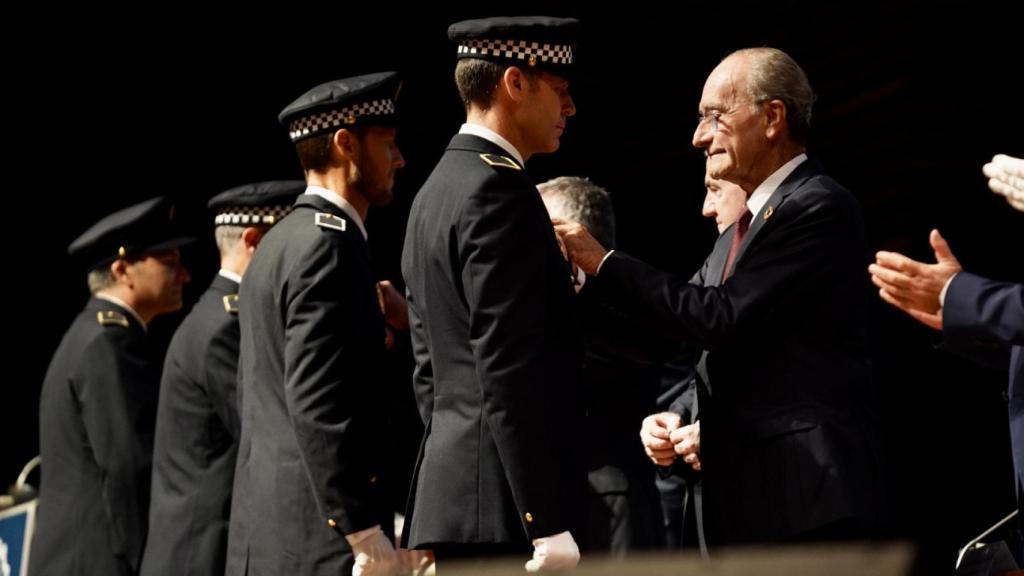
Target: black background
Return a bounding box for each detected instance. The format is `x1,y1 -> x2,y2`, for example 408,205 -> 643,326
4,1 -> 1022,569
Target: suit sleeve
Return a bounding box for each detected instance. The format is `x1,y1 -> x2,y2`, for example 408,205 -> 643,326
648,255 -> 712,415
406,288 -> 435,426
205,322 -> 242,440
76,335 -> 152,572
460,176 -> 571,539
283,236 -> 381,535
596,185 -> 857,351
942,272 -> 1024,369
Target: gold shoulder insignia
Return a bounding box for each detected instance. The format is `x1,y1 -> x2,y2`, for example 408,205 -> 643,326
223,294 -> 240,314
315,212 -> 346,232
480,153 -> 521,170
96,310 -> 129,327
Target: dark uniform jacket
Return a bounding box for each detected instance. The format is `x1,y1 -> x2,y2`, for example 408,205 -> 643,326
400,134 -> 585,548
141,274 -> 241,576
596,159 -> 884,545
226,194 -> 390,576
32,298 -> 160,576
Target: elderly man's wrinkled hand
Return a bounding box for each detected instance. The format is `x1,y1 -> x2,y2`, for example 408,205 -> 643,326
670,421 -> 702,472
641,412 -> 682,467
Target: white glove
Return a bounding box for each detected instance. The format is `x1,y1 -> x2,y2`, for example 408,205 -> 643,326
397,548 -> 434,575
524,530 -> 579,572
983,154 -> 1024,212
346,525 -> 398,576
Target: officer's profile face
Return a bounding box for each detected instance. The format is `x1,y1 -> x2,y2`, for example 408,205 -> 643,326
124,248 -> 190,316
520,70 -> 575,156
350,126 -> 405,207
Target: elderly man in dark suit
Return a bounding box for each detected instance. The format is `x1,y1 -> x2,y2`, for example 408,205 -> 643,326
141,181 -> 302,576
226,73 -> 407,576
32,197 -> 192,576
556,47 -> 883,547
401,16 -> 585,572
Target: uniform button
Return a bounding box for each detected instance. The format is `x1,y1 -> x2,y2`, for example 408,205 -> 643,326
524,512 -> 534,523
328,519 -> 337,528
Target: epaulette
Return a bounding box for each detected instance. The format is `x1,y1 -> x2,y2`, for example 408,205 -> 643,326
96,310 -> 129,328
222,294 -> 240,315
479,153 -> 521,170
315,212 -> 346,232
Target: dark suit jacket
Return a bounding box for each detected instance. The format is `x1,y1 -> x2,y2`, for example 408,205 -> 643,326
32,298 -> 160,576
595,158 -> 883,545
142,274 -> 240,576
400,134 -> 585,548
943,272 -> 1024,501
226,194 -> 390,576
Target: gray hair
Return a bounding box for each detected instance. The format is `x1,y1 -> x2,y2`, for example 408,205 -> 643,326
538,176 -> 616,249
86,267 -> 115,295
730,47 -> 816,144
214,225 -> 246,257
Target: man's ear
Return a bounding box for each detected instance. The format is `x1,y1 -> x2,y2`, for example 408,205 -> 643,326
109,258 -> 132,286
332,128 -> 359,162
501,66 -> 529,102
764,99 -> 787,141
241,227 -> 265,254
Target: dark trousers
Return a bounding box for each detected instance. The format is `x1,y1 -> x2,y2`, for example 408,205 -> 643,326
587,481 -> 665,555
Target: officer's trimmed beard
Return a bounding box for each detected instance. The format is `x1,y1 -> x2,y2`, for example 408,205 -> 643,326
347,134 -> 394,208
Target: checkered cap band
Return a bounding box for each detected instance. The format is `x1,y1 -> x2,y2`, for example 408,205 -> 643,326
457,39 -> 573,65
214,205 -> 293,226
287,98 -> 396,141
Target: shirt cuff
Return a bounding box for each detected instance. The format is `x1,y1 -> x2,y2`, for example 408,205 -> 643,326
595,250 -> 615,275
939,272 -> 959,307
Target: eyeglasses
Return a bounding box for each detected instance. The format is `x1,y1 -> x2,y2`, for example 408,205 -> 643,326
696,101 -> 762,132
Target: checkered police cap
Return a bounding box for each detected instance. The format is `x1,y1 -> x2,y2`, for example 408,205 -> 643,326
279,72 -> 401,143
449,16 -> 580,74
208,180 -> 305,226
457,39 -> 573,66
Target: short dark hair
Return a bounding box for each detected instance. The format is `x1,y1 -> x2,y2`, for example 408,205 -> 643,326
294,125 -> 370,173
454,59 -> 541,110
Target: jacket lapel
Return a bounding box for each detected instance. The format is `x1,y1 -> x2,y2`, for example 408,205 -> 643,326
730,158 -> 824,269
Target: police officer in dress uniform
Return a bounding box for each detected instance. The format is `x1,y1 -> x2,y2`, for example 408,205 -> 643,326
140,181 -> 303,576
31,197 -> 193,576
400,17 -> 585,572
225,72 -> 409,576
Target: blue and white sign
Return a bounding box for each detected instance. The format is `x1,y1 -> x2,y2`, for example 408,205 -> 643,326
0,501 -> 36,576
